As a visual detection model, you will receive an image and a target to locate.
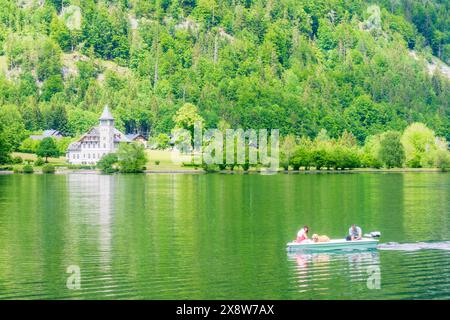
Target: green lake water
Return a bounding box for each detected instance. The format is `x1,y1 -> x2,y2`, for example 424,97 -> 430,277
0,173 -> 449,299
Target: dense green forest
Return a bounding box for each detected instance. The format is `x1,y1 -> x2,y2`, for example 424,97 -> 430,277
0,0 -> 449,164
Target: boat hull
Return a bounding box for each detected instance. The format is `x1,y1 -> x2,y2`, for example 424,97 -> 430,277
286,238 -> 379,252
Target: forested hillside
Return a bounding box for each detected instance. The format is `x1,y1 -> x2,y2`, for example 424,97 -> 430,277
0,0 -> 448,150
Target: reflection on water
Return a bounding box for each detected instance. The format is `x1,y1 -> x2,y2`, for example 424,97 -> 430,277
288,251 -> 380,293
0,173 -> 449,299
67,174 -> 114,272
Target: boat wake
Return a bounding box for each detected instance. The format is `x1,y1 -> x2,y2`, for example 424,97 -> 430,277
378,241 -> 450,252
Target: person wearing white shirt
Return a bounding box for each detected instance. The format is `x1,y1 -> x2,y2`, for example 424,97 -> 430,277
346,224 -> 362,241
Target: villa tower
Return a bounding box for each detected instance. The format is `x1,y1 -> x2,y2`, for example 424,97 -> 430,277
99,106 -> 115,153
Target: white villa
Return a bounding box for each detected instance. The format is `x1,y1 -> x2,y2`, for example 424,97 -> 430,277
66,106 -> 145,165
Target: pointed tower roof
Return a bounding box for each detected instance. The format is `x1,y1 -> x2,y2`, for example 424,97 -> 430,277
99,105 -> 114,121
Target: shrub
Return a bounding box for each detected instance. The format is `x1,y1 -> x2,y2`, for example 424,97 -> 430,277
241,162 -> 250,171
12,156 -> 23,164
182,162 -> 201,169
97,153 -> 118,174
401,123 -> 436,167
280,159 -> 289,170
0,154 -> 12,165
433,149 -> 450,171
13,166 -> 22,173
19,138 -> 40,153
290,146 -> 312,170
42,164 -> 55,174
23,164 -> 34,174
154,160 -> 160,165
156,133 -> 170,149
331,146 -> 361,169
379,131 -> 405,168
280,135 -> 297,170
406,155 -> 422,168
362,134 -> 383,168
202,163 -> 219,172
360,152 -> 382,168
311,148 -> 328,170
117,143 -> 147,173
34,157 -> 45,166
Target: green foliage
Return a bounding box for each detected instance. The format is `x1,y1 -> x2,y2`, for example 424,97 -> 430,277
401,122 -> 438,168
66,108 -> 98,136
0,135 -> 11,164
173,103 -> 204,132
42,164 -> 56,174
36,137 -> 60,162
288,133 -> 361,170
19,138 -> 40,153
36,39 -> 62,82
0,0 -> 448,156
331,146 -> 361,170
379,131 -> 405,168
23,164 -> 34,174
82,6 -> 130,62
0,105 -> 27,151
280,134 -> 297,170
378,0 -> 449,63
201,162 -> 219,172
45,103 -> 69,134
361,135 -> 383,168
344,95 -> 386,143
56,137 -> 73,154
290,138 -> 313,170
117,143 -> 147,173
34,157 -> 45,167
156,133 -> 170,149
50,14 -> 72,52
41,75 -> 64,101
97,153 -> 118,174
433,149 -> 450,171
12,156 -> 23,164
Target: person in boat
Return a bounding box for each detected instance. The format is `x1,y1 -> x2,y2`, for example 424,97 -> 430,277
346,224 -> 362,241
296,226 -> 309,243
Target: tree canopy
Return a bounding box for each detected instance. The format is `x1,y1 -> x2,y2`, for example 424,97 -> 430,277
0,0 -> 448,164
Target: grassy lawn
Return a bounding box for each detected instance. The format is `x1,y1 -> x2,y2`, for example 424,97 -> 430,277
12,152 -> 67,165
13,150 -> 195,171
145,150 -> 198,171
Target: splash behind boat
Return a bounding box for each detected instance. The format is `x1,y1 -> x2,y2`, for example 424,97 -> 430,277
286,238 -> 379,252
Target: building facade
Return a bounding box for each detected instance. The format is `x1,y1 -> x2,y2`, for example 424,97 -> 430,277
66,106 -> 145,165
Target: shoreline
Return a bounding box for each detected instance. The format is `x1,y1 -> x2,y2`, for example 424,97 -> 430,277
0,168 -> 446,175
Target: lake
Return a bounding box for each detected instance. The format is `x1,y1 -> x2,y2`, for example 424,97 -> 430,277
0,172 -> 449,299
